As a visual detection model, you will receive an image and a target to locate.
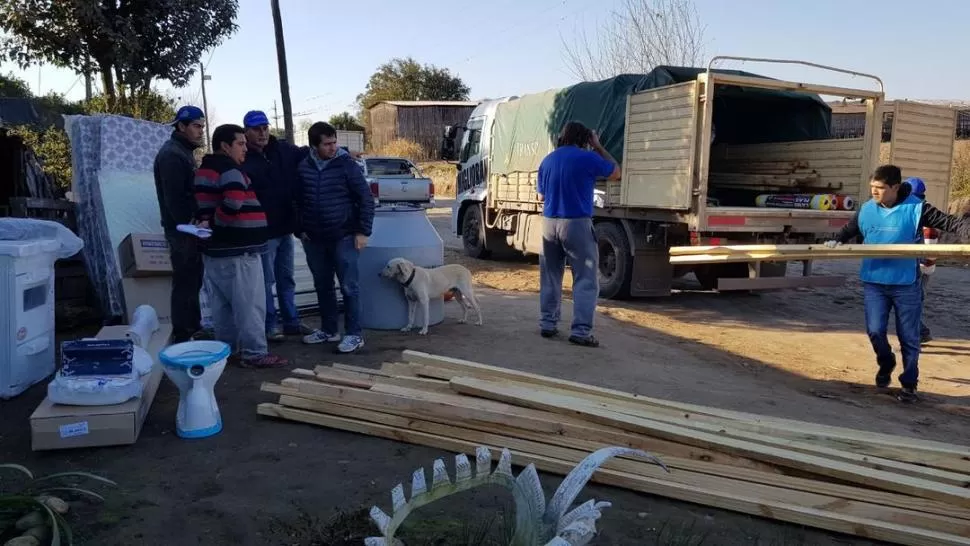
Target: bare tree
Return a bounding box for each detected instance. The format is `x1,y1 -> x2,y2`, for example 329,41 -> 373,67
561,0 -> 706,81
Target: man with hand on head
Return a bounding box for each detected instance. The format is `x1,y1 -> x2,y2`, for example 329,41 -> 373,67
295,122 -> 374,354
193,124 -> 289,369
240,110 -> 312,343
536,120 -> 620,349
825,164 -> 970,403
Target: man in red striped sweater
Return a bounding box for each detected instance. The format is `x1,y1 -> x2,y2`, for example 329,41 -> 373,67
194,124 -> 289,369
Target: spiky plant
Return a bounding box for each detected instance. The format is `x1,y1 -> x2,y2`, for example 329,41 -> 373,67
0,463 -> 116,546
364,446 -> 668,546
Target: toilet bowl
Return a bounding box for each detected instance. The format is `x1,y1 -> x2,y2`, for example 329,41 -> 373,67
159,340 -> 230,439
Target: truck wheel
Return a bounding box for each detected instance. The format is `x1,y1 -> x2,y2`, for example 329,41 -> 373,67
595,222 -> 633,300
461,204 -> 491,258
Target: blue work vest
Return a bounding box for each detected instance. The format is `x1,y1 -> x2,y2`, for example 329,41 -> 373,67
857,195 -> 923,285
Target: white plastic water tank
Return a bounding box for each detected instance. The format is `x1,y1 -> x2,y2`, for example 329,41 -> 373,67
0,238 -> 60,399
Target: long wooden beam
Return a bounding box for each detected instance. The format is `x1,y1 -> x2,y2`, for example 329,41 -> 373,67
271,391 -> 970,522
257,402 -> 970,546
450,377 -> 970,507
401,351 -> 970,458
669,244 -> 970,256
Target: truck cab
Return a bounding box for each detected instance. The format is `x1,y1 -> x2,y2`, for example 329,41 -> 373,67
442,97 -> 516,257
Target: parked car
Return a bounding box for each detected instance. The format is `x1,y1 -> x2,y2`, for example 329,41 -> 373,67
357,156 -> 435,208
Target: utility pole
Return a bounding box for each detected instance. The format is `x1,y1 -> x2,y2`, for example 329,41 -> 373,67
270,0 -> 294,143
199,61 -> 212,151
272,100 -> 280,130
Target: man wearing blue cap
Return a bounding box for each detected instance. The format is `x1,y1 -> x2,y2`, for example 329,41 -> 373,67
902,177 -> 938,344
240,110 -> 312,342
826,165 -> 970,403
153,105 -> 208,343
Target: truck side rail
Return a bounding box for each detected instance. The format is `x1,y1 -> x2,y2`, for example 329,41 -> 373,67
706,55 -> 884,96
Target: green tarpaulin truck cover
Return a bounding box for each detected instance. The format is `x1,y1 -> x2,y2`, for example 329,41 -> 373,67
490,65 -> 832,176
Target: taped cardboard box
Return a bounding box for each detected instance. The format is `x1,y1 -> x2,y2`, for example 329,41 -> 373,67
29,324 -> 172,451
118,233 -> 172,277
122,277 -> 171,325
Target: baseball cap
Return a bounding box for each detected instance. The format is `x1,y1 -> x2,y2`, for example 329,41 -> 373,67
170,105 -> 205,126
243,110 -> 270,128
905,177 -> 926,198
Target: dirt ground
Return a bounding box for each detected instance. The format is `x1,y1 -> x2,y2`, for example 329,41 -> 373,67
2,203 -> 969,545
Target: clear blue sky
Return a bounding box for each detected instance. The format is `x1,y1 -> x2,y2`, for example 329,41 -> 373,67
3,0 -> 967,130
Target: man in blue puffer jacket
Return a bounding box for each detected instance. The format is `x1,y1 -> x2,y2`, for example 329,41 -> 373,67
295,122 -> 374,353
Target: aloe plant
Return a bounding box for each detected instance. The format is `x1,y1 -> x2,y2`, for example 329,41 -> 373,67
364,446 -> 668,546
0,463 -> 116,546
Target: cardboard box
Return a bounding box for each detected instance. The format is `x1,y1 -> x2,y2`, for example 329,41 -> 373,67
122,277 -> 172,325
118,233 -> 172,277
29,324 -> 172,451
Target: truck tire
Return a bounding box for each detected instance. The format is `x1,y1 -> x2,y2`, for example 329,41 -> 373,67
595,221 -> 633,300
461,204 -> 491,258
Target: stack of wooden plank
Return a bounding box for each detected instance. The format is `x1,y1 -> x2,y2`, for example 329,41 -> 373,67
258,350 -> 970,546
709,159 -> 841,192
669,243 -> 970,265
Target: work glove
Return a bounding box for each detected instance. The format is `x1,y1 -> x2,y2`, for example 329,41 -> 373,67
823,240 -> 840,249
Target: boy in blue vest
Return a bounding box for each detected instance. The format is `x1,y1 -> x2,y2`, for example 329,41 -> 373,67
826,165 -> 970,402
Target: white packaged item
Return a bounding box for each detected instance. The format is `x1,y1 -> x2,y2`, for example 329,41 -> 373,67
46,369 -> 144,406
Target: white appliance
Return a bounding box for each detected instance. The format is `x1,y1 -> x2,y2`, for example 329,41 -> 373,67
0,238 -> 59,399
158,340 -> 229,439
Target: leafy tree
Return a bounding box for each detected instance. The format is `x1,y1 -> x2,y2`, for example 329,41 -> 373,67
0,71 -> 32,98
328,111 -> 364,132
356,57 -> 470,125
0,0 -> 239,107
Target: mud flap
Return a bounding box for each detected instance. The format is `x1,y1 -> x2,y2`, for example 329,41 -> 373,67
630,247 -> 673,297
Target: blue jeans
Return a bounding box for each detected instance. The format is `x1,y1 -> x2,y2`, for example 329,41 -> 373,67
539,217 -> 599,338
863,281 -> 922,387
261,235 -> 300,332
202,253 -> 267,359
302,236 -> 361,337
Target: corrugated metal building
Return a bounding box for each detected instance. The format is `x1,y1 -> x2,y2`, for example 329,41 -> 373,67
367,100 -> 478,160
829,100 -> 970,140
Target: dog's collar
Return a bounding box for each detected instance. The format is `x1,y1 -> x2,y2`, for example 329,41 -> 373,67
402,268 -> 416,287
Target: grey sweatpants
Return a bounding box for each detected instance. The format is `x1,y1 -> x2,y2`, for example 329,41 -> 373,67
539,217 -> 599,338
202,252 -> 268,359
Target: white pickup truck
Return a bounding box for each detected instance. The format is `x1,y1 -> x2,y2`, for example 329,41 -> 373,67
358,156 -> 435,208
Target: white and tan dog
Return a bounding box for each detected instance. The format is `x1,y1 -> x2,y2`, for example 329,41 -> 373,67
380,257 -> 482,335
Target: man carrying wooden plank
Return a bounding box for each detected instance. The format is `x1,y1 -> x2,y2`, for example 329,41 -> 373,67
825,165 -> 970,403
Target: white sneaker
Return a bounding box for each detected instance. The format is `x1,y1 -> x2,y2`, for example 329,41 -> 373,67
337,335 -> 364,353
302,330 -> 341,345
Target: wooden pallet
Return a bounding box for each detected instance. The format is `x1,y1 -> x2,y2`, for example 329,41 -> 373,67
258,350 -> 970,545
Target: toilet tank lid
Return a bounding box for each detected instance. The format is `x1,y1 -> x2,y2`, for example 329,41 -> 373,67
0,238 -> 60,258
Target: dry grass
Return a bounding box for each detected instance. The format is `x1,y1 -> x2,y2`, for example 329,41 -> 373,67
376,138 -> 426,160
418,161 -> 457,197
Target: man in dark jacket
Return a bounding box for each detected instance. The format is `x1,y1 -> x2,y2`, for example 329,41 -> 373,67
153,105 -> 206,343
193,124 -> 289,369
240,110 -> 311,342
295,122 -> 374,354
826,164 -> 970,403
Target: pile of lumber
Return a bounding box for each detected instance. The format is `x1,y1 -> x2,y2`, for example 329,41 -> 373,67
669,243 -> 970,265
258,350 -> 970,546
709,159 -> 841,192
